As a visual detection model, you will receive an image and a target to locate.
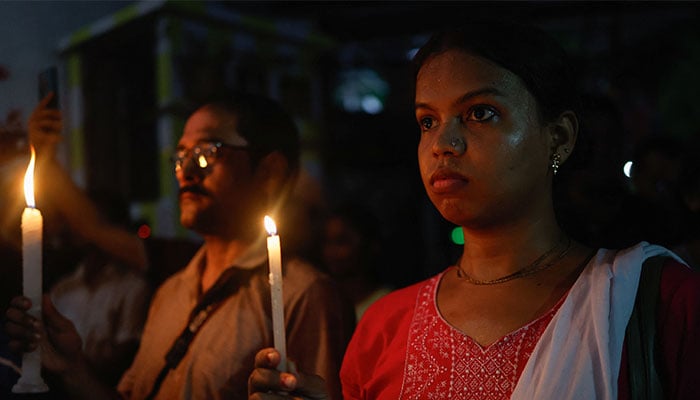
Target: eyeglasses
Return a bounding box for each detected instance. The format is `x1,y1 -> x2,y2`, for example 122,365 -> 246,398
171,141 -> 248,171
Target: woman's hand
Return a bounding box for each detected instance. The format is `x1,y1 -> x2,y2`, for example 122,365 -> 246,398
248,348 -> 331,400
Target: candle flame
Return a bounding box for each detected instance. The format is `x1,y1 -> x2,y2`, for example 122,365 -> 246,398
264,215 -> 277,236
23,145 -> 36,208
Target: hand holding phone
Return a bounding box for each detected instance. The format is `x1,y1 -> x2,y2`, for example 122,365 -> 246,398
38,66 -> 59,109
31,68 -> 63,154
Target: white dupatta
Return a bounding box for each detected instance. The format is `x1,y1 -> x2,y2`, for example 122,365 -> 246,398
510,242 -> 685,400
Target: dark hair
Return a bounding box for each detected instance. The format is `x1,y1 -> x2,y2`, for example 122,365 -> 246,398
201,91 -> 301,175
412,22 -> 580,123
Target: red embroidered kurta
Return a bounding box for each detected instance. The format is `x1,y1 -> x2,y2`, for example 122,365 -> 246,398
340,254 -> 700,399
400,274 -> 564,400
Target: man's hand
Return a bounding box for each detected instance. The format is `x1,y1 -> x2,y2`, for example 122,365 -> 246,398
248,348 -> 331,400
5,294 -> 84,374
5,295 -> 41,354
28,93 -> 62,157
5,295 -> 124,399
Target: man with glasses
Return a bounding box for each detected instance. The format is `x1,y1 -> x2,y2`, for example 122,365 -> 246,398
5,92 -> 355,400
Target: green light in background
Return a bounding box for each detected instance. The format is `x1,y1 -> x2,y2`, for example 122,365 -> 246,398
450,226 -> 464,245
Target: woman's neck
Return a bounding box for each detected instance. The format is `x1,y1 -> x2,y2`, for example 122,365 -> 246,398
458,219 -> 565,282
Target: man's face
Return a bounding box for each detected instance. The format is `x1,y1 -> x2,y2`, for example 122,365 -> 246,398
175,105 -> 260,238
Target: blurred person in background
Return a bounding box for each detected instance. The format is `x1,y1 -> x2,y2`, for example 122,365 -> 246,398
49,190 -> 151,387
322,202 -> 392,321
2,93 -> 149,396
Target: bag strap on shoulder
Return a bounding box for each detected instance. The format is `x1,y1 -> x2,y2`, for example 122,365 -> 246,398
144,265 -> 258,400
625,255 -> 666,400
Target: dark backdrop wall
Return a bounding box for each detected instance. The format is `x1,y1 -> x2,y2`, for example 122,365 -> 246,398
37,1 -> 700,288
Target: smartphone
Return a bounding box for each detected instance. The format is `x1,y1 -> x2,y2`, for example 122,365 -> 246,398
38,66 -> 59,109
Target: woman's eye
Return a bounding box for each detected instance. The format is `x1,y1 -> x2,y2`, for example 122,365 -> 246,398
419,117 -> 435,130
466,106 -> 497,122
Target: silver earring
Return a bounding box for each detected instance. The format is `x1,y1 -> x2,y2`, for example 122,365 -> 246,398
551,152 -> 562,175
450,137 -> 465,153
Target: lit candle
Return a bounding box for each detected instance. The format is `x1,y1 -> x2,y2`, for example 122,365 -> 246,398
264,215 -> 287,372
13,146 -> 49,393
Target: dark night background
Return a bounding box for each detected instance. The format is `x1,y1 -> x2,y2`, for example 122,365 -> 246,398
2,0 -> 700,291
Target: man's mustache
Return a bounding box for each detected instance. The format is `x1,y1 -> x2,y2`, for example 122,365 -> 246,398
179,185 -> 209,196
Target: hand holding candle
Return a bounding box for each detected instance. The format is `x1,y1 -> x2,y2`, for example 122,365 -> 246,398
13,146 -> 49,393
264,215 -> 287,372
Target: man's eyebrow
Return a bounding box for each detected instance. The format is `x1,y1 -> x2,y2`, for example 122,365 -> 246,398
176,138 -> 224,150
415,87 -> 504,111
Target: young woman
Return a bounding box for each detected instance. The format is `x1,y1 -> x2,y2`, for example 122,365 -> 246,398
248,22 -> 700,400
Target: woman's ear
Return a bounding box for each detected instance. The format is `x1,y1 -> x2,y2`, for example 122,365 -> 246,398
548,110 -> 579,165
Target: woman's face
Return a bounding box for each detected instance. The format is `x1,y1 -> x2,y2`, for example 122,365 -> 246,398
416,49 -> 553,229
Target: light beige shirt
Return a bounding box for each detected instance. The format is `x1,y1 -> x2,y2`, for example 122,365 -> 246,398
118,241 -> 354,400
51,262 -> 150,361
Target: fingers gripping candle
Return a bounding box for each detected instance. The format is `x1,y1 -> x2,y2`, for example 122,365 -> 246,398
13,146 -> 49,393
264,215 -> 287,372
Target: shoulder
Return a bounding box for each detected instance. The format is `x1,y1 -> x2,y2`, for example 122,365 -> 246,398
342,273 -> 441,384
283,257 -> 336,292
660,257 -> 699,283
282,258 -> 351,312
155,264 -> 190,290
620,241 -> 700,295
599,241 -> 693,278
652,258 -> 700,399
660,257 -> 700,310
355,273 -> 439,335
147,263 -> 195,308
284,257 -> 329,279
282,258 -> 357,343
366,280 -> 425,313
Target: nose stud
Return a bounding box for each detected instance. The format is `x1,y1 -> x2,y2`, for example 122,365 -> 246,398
450,137 -> 465,153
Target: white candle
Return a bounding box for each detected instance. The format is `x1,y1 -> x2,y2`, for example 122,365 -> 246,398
13,146 -> 49,393
264,215 -> 287,372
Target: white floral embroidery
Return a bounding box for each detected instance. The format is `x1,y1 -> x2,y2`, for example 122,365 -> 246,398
400,272 -> 562,400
